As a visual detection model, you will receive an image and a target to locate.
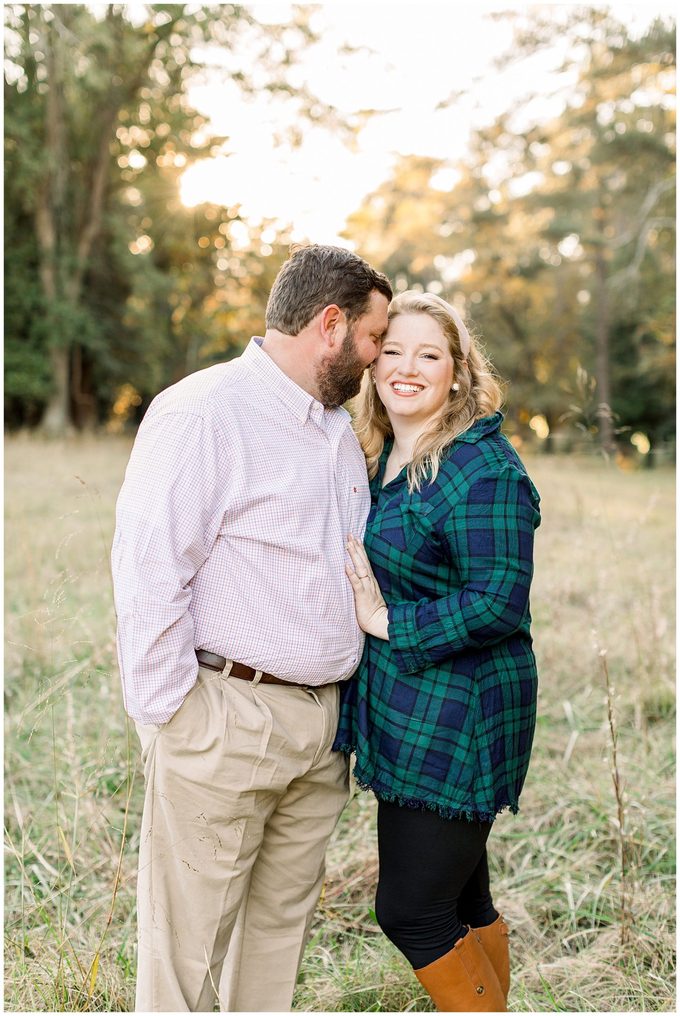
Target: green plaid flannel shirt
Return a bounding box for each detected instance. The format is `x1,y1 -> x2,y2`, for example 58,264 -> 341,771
334,412 -> 541,821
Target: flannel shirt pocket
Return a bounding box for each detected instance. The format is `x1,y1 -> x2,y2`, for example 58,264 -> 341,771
398,502 -> 443,566
400,501 -> 435,538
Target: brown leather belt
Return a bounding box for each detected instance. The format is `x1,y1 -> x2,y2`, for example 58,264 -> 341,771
196,649 -> 299,687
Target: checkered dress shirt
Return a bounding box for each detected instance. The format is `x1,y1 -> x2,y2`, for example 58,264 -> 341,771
334,413 -> 541,821
112,339 -> 371,725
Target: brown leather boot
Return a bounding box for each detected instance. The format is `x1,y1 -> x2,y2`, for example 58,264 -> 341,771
473,914 -> 510,1001
414,929 -> 507,1012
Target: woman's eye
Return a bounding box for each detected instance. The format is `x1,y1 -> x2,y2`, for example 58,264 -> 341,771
422,354 -> 439,360
382,349 -> 399,356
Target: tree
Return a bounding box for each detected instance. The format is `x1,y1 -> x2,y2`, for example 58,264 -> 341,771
4,3 -> 341,432
493,9 -> 676,452
343,11 -> 675,453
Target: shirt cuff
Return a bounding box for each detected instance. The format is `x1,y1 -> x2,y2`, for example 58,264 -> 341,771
387,600 -> 429,673
388,597 -> 470,674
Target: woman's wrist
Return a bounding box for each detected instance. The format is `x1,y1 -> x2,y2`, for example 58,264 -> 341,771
366,605 -> 389,641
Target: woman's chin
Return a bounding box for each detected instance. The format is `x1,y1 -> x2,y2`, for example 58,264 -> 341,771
385,402 -> 446,430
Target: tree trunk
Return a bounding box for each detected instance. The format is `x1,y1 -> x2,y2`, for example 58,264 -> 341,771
593,207 -> 615,454
71,345 -> 99,430
33,6 -> 171,431
36,6 -> 123,433
544,410 -> 559,454
36,7 -> 73,435
41,348 -> 73,435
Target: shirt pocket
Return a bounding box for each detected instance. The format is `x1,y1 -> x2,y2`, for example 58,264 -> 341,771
401,501 -> 435,538
399,501 -> 441,562
367,500 -> 442,582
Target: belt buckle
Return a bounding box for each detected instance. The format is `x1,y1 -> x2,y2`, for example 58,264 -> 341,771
196,649 -> 227,672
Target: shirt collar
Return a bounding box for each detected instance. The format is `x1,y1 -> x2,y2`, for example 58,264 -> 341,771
373,411 -> 503,491
242,337 -> 350,427
454,411 -> 504,443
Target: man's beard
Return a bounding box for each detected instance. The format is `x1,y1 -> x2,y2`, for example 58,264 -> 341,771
316,324 -> 367,409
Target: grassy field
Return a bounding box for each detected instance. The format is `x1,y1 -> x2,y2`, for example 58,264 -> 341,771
4,435 -> 675,1012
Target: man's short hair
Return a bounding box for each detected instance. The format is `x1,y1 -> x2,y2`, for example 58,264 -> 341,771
265,244 -> 393,335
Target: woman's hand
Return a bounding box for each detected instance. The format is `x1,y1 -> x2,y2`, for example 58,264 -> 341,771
345,534 -> 389,640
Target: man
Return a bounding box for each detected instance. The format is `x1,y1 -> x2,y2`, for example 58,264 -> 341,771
111,244 -> 392,1012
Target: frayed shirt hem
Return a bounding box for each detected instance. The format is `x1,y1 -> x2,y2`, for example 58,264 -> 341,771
334,743 -> 521,823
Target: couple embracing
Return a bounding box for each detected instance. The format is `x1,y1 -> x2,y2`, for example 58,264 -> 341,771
111,243 -> 540,1013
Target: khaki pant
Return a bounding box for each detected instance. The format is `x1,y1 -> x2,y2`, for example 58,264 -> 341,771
135,665 -> 349,1012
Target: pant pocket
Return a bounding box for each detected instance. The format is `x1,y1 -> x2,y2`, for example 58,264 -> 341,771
227,680 -> 274,759
135,721 -> 161,774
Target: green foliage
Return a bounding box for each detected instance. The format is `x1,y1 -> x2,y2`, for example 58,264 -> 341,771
3,5 -> 675,446
3,3 -> 327,430
3,249 -> 50,403
3,207 -> 52,424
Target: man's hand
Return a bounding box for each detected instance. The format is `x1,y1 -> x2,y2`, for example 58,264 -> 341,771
345,534 -> 389,640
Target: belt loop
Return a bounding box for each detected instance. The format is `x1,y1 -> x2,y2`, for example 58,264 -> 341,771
251,669 -> 263,687
223,659 -> 234,678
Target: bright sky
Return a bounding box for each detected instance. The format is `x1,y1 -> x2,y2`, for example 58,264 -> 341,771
179,2 -> 676,244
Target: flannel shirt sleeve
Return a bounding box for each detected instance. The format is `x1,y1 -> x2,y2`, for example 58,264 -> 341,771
111,409 -> 227,725
387,466 -> 539,675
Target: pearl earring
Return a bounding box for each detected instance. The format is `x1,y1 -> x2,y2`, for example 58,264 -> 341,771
451,382 -> 460,392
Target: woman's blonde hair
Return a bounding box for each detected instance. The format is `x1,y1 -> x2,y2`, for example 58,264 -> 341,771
353,290 -> 503,492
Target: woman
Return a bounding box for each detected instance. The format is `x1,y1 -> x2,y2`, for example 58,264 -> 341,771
334,291 -> 540,1012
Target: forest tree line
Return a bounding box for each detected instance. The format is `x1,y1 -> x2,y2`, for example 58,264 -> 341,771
4,5 -> 676,459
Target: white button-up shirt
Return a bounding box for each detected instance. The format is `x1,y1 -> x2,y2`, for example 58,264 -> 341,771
111,339 -> 370,725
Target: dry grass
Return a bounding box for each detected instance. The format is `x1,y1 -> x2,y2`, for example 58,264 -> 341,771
4,436 -> 675,1012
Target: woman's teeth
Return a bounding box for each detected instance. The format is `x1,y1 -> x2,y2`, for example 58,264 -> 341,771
392,383 -> 423,393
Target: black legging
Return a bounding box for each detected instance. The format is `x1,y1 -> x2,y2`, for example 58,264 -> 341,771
375,800 -> 499,968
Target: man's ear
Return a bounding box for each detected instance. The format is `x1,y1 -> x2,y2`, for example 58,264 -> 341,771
318,304 -> 345,348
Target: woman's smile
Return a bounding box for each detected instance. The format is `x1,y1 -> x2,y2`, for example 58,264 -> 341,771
390,381 -> 425,395
376,313 -> 454,423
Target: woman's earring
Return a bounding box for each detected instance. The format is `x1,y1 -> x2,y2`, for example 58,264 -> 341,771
451,382 -> 460,392
370,370 -> 377,385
